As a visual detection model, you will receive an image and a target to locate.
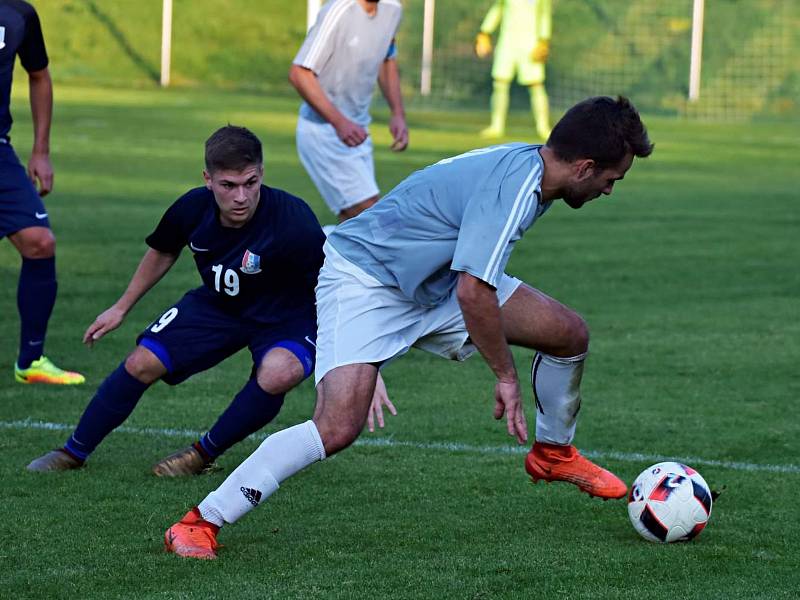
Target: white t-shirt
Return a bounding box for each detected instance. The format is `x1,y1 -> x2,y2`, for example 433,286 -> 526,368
293,0 -> 402,127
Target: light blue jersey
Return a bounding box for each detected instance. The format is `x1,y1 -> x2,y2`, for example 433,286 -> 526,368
328,144 -> 551,307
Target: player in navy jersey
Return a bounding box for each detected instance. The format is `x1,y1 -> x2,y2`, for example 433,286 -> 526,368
27,125 -> 392,475
1,0 -> 84,384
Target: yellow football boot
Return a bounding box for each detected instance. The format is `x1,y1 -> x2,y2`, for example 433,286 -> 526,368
15,356 -> 85,385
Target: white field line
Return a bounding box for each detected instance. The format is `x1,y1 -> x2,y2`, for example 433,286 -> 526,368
3,418 -> 799,475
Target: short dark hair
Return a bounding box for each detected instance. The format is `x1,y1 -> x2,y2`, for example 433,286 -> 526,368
204,125 -> 263,173
546,96 -> 653,168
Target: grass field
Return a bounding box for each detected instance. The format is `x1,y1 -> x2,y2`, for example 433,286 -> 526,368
1,85 -> 799,599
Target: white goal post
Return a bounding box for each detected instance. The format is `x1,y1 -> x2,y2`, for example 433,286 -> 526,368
160,0 -> 173,87
420,0 -> 435,96
688,0 -> 705,101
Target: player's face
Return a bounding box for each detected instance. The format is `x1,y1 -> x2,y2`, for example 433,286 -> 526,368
204,164 -> 264,227
562,152 -> 634,209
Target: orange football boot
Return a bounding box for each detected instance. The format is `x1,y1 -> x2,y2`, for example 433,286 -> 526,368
525,441 -> 628,499
164,508 -> 220,559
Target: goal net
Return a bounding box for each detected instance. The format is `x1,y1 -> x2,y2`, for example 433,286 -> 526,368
395,0 -> 799,121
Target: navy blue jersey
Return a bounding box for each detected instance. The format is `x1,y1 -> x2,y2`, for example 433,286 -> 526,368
0,0 -> 48,140
145,185 -> 325,325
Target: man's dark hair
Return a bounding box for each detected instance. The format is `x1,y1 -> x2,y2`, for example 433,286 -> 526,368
546,96 -> 654,168
204,125 -> 263,173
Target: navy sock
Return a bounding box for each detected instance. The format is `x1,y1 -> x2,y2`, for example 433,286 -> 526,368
65,363 -> 150,460
199,379 -> 285,458
16,256 -> 57,369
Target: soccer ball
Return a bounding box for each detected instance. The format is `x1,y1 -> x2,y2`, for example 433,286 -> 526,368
627,461 -> 713,543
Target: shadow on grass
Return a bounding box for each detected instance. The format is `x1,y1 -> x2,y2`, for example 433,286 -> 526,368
84,0 -> 160,84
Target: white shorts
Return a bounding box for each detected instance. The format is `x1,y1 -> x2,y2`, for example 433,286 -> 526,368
296,117 -> 379,215
314,242 -> 523,384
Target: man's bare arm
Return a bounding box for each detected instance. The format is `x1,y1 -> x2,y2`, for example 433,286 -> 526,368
457,272 -> 527,443
27,67 -> 53,195
83,248 -> 179,346
377,58 -> 408,151
288,64 -> 367,147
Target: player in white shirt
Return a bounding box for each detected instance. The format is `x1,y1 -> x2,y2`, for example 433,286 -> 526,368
164,96 -> 654,560
289,0 -> 408,222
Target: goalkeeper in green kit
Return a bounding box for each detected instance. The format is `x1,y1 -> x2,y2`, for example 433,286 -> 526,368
475,0 -> 552,140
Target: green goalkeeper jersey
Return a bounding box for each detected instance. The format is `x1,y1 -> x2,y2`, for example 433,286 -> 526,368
480,0 -> 552,52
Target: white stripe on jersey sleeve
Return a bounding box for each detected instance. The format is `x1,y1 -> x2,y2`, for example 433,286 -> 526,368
481,163 -> 542,284
303,0 -> 355,71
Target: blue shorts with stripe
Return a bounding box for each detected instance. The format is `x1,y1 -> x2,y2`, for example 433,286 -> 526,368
136,288 -> 317,385
0,142 -> 50,238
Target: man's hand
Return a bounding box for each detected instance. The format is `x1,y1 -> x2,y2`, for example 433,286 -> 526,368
27,152 -> 54,196
531,40 -> 550,62
83,306 -> 127,347
493,379 -> 528,444
389,114 -> 408,152
475,32 -> 493,58
334,117 -> 368,147
366,371 -> 398,432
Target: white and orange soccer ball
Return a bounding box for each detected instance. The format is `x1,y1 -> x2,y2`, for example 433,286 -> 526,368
627,461 -> 713,543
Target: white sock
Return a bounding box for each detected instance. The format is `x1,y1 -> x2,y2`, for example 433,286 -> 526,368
198,420 -> 325,526
531,352 -> 587,445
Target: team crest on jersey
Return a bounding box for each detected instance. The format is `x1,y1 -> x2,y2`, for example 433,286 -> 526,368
240,249 -> 262,274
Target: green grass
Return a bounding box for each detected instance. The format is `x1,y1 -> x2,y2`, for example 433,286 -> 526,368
36,0 -> 307,92
1,85 -> 799,599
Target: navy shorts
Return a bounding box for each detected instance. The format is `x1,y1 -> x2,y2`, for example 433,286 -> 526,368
136,289 -> 317,385
0,142 -> 50,239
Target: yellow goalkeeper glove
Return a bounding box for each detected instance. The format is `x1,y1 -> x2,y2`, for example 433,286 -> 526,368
531,39 -> 550,62
475,32 -> 492,58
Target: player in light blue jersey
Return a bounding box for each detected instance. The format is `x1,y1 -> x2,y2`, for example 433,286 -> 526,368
165,97 -> 654,559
